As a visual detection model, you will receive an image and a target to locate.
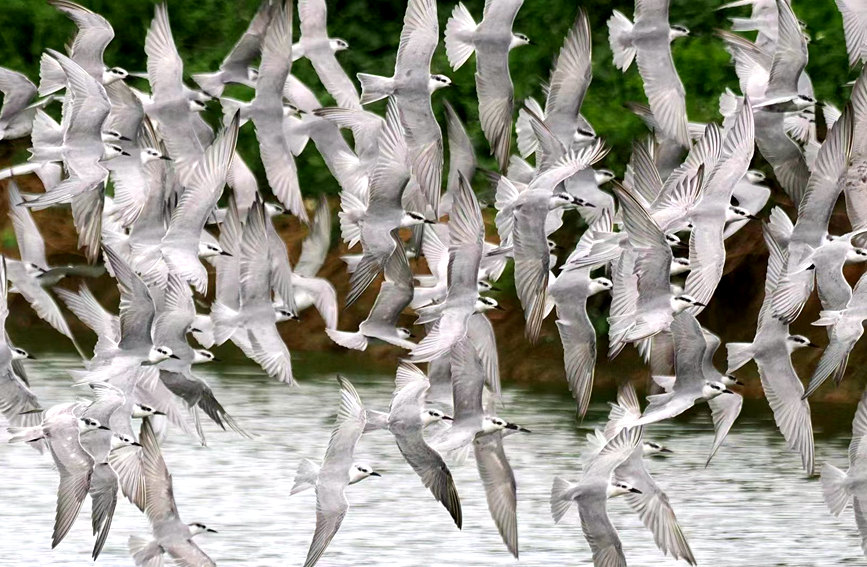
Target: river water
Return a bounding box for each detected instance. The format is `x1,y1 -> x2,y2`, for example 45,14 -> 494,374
0,353 -> 863,566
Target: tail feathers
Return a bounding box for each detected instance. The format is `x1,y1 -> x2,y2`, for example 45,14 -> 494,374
607,11 -> 636,71
444,3 -> 478,71
550,477 -> 576,524
0,163 -> 42,180
814,310 -> 843,327
726,342 -> 754,373
7,425 -> 43,444
210,302 -> 241,346
128,535 -> 161,567
291,458 -> 321,495
286,116 -> 310,156
357,73 -> 395,105
192,71 -> 226,98
38,53 -> 65,96
730,17 -> 760,32
326,328 -> 368,351
821,463 -> 851,517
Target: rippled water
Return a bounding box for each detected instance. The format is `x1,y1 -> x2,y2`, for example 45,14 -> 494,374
0,354 -> 863,566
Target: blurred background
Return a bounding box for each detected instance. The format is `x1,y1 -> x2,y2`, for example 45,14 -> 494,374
0,0 -> 862,402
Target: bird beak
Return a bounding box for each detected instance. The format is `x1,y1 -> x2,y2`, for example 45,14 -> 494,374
660,447 -> 674,454
722,389 -> 734,394
489,286 -> 501,292
808,342 -> 820,348
154,410 -> 166,416
119,135 -> 131,141
99,425 -> 111,431
220,251 -> 233,257
212,357 -> 222,362
190,328 -> 202,333
423,219 -> 436,225
408,332 -> 416,338
629,487 -> 643,494
747,214 -> 759,220
442,415 -> 454,421
206,528 -> 218,533
369,471 -> 382,477
694,301 -> 707,307
170,354 -> 181,360
26,354 -> 36,360
159,155 -> 172,161
493,304 -> 505,311
131,441 -> 142,447
121,150 -> 131,156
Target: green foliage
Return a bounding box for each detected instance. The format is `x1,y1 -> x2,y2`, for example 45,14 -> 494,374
0,0 -> 858,194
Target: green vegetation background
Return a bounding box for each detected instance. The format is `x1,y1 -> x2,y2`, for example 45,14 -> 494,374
0,0 -> 855,196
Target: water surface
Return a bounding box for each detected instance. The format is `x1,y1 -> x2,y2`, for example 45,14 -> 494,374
0,354 -> 862,566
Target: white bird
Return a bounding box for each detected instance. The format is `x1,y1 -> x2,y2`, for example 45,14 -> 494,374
410,174 -> 484,362
292,196 -> 338,329
804,270 -> 867,398
294,0 -> 359,109
328,233 -> 416,351
608,0 -> 691,147
127,417 -> 217,566
365,362 -> 461,526
160,113 -> 239,294
822,387 -> 867,557
357,0 -> 449,213
191,0 -> 272,97
444,0 -> 528,169
300,376 -> 380,567
0,66 -> 39,141
7,402 -> 111,549
6,182 -> 84,355
550,266 -> 612,417
550,426 -> 644,567
628,312 -> 736,428
249,2 -> 306,222
589,383 -> 697,565
726,218 -> 816,474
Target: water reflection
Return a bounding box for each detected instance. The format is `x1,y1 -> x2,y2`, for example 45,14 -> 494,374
0,355 -> 862,565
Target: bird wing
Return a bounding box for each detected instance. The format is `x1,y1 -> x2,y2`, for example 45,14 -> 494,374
45,413 -> 94,548
305,377 -> 367,566
576,492 -> 627,567
103,246 -> 155,350
474,431 -> 518,557
706,392 -> 743,466
475,40 -> 515,170
755,330 -> 814,474
0,66 -> 36,124
164,540 -> 216,567
544,10 -> 592,147
295,196 -> 332,277
633,16 -> 689,146
7,181 -> 48,269
389,374 -> 462,528
617,444 -> 696,564
139,417 -> 180,527
50,0 -> 115,79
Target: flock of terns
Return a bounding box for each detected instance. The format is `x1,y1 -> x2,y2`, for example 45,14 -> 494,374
3,0 -> 867,564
